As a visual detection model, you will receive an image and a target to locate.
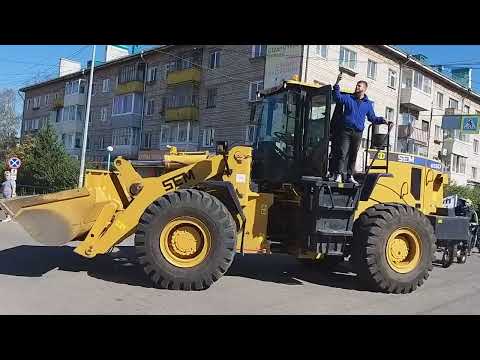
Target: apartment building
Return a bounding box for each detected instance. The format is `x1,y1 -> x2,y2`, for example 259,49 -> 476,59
20,45 -> 265,163
19,44 -> 480,186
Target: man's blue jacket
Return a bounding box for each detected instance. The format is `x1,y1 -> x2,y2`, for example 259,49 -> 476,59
333,84 -> 385,132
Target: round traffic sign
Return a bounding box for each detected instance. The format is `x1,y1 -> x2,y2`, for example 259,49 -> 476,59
8,157 -> 21,169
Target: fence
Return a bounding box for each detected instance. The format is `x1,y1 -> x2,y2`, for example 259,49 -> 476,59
15,184 -> 72,196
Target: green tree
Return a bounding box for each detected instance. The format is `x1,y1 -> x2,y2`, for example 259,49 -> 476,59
0,89 -> 21,162
8,124 -> 79,192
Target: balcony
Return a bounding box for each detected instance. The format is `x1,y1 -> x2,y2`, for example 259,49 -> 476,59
411,128 -> 429,144
400,87 -> 432,112
167,68 -> 201,86
115,81 -> 144,95
111,113 -> 142,129
166,106 -> 199,122
64,93 -> 86,107
53,97 -> 64,109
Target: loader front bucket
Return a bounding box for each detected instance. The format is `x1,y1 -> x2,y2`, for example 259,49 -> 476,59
0,171 -> 125,246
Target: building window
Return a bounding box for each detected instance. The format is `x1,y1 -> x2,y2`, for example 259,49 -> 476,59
388,69 -> 397,89
422,120 -> 429,132
203,127 -> 215,147
62,105 -> 84,122
249,80 -> 264,101
145,99 -> 155,116
367,59 -> 377,80
251,45 -> 266,58
119,63 -> 145,84
209,50 -> 221,69
206,88 -> 217,108
147,66 -> 158,82
44,94 -> 49,105
452,154 -> 466,174
100,106 -> 108,122
112,93 -> 143,115
160,126 -> 170,144
436,92 -> 444,109
339,46 -> 357,71
113,127 -> 140,146
99,136 -> 105,149
56,108 -> 63,123
449,98 -> 459,110
75,132 -> 82,149
26,98 -> 31,110
246,125 -> 257,144
385,107 -> 395,122
102,79 -> 111,93
474,139 -> 479,153
473,167 -> 478,179
464,104 -> 470,114
315,45 -> 328,59
435,125 -> 442,141
33,96 -> 41,109
143,132 -> 153,149
65,79 -> 86,95
412,72 -> 432,94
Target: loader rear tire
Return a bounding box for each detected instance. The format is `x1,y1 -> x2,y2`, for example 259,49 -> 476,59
134,189 -> 237,291
352,203 -> 436,294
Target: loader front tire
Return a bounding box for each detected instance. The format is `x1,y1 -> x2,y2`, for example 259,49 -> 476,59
135,189 -> 237,290
352,203 -> 436,294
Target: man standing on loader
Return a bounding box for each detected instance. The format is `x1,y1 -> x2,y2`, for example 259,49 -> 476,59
330,72 -> 389,184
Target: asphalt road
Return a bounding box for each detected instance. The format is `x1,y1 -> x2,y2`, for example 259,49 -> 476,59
1,221 -> 480,315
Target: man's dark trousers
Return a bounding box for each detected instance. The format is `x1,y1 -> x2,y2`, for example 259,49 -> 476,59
331,125 -> 362,177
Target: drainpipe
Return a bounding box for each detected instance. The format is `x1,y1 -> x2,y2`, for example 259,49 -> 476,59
395,55 -> 411,152
139,51 -> 147,157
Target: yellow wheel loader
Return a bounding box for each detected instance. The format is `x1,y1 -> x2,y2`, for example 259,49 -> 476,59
0,80 -> 470,293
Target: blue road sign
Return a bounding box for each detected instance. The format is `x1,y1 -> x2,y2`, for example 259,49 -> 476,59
8,157 -> 21,169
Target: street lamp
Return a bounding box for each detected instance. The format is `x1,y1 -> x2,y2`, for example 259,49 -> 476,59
107,146 -> 114,172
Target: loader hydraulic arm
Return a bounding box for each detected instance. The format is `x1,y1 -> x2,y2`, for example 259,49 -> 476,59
73,150 -> 236,258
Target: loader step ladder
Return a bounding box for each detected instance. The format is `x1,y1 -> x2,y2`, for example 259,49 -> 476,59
300,177 -> 362,254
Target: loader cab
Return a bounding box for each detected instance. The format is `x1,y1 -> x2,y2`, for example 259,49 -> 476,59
250,81 -> 332,189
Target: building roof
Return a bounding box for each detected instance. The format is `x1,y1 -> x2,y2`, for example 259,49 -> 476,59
19,45 -> 173,92
20,44 -> 480,104
382,45 -> 480,102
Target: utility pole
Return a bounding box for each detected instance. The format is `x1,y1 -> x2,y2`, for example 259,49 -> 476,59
78,45 -> 96,188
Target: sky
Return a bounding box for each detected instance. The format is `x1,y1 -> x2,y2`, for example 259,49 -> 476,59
1,45 -> 480,114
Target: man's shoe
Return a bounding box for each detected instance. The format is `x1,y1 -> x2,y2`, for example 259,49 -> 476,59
346,175 -> 359,185
333,174 -> 342,183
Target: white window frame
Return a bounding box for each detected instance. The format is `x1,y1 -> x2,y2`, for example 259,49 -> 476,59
44,94 -> 49,105
145,99 -> 155,116
160,125 -> 170,145
101,106 -> 108,122
249,80 -> 264,102
143,132 -> 153,149
147,66 -> 158,82
102,78 -> 111,93
251,45 -> 266,58
26,98 -> 31,110
315,45 -> 328,59
367,59 -> 377,80
33,96 -> 41,109
449,98 -> 459,110
436,92 -> 444,109
206,88 -> 217,108
434,125 -> 442,141
388,69 -> 397,89
473,167 -> 478,179
245,125 -> 257,144
112,93 -> 142,116
464,104 -> 470,114
474,139 -> 479,153
209,50 -> 221,69
339,46 -> 357,71
385,107 -> 395,122
203,127 -> 215,147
